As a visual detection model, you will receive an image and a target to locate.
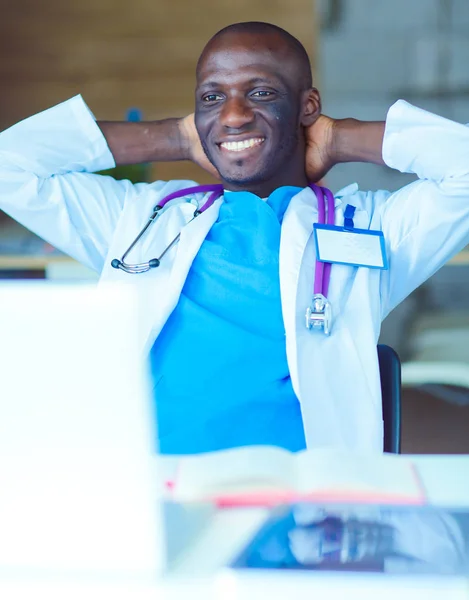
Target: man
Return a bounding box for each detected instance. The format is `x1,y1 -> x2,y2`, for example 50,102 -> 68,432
1,22 -> 469,454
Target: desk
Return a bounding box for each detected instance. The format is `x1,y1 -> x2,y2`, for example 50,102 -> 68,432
165,454 -> 469,576
0,455 -> 468,600
160,454 -> 469,599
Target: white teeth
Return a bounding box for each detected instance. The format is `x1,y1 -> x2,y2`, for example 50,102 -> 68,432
220,138 -> 265,152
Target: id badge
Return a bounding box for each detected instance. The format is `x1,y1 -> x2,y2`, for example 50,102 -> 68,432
314,224 -> 388,270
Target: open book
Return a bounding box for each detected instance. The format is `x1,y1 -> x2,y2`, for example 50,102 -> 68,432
167,446 -> 426,507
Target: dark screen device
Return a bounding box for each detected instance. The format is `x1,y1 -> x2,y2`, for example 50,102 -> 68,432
231,503 -> 469,576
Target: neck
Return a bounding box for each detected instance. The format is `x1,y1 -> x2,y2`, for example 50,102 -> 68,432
223,165 -> 309,198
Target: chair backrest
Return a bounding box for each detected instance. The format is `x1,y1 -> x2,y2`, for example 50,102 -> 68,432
377,344 -> 402,454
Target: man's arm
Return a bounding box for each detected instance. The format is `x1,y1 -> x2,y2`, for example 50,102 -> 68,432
330,119 -> 386,166
98,114 -> 217,176
0,96 -> 153,270
304,114 -> 385,182
97,119 -> 187,165
309,101 -> 469,320
0,97 -> 217,270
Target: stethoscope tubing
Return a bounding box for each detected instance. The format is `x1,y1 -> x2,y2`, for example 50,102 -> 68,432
111,183 -> 334,297
310,184 -> 335,298
111,185 -> 224,273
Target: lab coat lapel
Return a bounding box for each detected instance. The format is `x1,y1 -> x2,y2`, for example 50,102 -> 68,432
101,189 -> 222,357
142,197 -> 223,354
169,197 -> 223,295
279,187 -> 318,392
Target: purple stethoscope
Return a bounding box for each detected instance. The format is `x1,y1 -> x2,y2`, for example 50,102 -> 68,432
111,183 -> 335,334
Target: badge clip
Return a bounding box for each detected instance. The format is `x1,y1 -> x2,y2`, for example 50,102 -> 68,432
305,294 -> 332,335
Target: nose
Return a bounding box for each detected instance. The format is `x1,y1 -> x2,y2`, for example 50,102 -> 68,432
219,96 -> 255,130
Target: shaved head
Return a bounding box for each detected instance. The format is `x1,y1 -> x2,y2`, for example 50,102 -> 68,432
197,21 -> 313,90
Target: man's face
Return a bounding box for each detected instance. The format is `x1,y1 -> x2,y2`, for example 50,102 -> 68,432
194,33 -> 305,191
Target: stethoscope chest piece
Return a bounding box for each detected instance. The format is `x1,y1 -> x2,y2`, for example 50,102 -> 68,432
305,294 -> 332,336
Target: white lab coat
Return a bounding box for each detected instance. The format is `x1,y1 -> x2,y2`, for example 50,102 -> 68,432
1,96 -> 469,452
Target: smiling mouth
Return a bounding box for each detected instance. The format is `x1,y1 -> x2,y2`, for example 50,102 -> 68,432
219,137 -> 265,152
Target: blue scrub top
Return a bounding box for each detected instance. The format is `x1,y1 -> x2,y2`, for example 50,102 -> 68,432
150,186 -> 307,454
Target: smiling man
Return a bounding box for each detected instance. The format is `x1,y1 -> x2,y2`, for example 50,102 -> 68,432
1,22 -> 469,454
193,24 -> 320,195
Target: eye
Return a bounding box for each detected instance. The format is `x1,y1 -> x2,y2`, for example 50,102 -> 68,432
202,93 -> 223,103
251,90 -> 274,98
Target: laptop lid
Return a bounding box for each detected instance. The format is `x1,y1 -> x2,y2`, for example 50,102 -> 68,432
0,281 -> 164,578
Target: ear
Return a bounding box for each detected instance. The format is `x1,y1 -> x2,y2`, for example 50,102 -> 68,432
300,88 -> 321,127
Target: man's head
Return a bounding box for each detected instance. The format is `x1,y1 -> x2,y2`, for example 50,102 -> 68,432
194,22 -> 320,196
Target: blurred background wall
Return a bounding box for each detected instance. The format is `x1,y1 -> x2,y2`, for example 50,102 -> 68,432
318,0 -> 469,193
0,0 -> 317,183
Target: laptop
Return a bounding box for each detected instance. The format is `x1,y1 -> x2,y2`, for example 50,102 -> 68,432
0,281 -> 164,579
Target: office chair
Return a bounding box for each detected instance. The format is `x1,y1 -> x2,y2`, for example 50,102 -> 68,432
378,344 -> 401,454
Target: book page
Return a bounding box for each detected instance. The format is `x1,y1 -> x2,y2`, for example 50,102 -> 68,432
295,450 -> 423,502
173,446 -> 297,501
